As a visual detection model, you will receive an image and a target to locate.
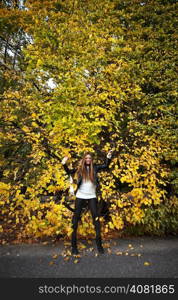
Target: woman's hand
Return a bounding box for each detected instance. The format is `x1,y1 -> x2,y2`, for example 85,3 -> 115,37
107,149 -> 114,158
61,156 -> 69,165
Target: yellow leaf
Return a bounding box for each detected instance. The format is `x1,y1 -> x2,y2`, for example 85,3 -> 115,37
116,251 -> 122,255
144,262 -> 151,266
74,259 -> 79,263
79,243 -> 86,249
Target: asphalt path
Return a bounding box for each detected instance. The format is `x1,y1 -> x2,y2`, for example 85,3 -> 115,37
0,236 -> 177,278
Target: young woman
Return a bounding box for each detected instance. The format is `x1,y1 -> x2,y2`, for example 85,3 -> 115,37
61,149 -> 113,255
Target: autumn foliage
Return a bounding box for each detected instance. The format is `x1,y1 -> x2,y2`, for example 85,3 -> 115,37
0,0 -> 177,243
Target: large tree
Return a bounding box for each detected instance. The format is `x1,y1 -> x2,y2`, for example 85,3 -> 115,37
0,0 -> 177,242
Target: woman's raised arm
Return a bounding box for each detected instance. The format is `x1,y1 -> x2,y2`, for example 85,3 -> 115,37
95,150 -> 113,171
61,156 -> 76,175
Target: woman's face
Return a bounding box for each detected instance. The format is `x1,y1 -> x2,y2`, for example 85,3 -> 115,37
85,154 -> 92,165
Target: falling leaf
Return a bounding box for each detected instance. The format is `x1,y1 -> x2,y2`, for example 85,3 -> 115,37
79,243 -> 86,249
52,254 -> 58,259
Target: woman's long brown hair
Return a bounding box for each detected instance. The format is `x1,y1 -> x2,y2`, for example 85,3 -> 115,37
75,152 -> 95,183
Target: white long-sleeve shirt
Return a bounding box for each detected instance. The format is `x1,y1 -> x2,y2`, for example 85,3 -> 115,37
75,179 -> 97,199
75,166 -> 96,199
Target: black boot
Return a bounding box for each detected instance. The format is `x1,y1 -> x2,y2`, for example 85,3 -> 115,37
71,230 -> 79,255
96,237 -> 104,254
72,246 -> 79,255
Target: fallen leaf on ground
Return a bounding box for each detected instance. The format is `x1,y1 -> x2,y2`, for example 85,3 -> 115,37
64,257 -> 70,261
116,251 -> 122,255
144,262 -> 151,266
64,242 -> 71,246
103,243 -> 110,248
74,259 -> 79,263
89,247 -> 94,252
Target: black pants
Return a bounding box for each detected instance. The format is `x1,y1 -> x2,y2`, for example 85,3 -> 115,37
71,197 -> 101,247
